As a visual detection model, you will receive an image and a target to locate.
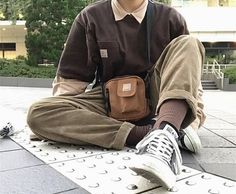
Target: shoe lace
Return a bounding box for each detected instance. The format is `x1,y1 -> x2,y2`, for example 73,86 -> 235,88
146,133 -> 174,164
136,127 -> 182,174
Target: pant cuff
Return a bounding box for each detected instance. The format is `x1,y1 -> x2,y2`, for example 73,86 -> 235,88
113,122 -> 135,150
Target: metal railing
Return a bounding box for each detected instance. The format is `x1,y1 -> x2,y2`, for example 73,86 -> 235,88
204,62 -> 236,74
203,60 -> 225,89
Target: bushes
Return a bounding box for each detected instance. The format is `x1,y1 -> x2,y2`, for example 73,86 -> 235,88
0,58 -> 56,78
223,67 -> 236,84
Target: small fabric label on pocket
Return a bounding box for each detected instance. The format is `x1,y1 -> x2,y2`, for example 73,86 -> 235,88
100,49 -> 108,58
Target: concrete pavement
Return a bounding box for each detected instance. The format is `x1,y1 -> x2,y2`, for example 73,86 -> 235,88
0,86 -> 235,194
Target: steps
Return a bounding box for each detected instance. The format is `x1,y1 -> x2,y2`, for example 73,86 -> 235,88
201,80 -> 218,90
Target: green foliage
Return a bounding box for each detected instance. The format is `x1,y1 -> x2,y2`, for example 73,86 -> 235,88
24,0 -> 95,66
0,58 -> 56,78
223,67 -> 236,84
0,0 -> 29,21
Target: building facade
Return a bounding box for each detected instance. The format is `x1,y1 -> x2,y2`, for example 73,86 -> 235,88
172,0 -> 236,64
0,21 -> 27,59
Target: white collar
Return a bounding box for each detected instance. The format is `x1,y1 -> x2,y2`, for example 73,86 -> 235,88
111,0 -> 148,23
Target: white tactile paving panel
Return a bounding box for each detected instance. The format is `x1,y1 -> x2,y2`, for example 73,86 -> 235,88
51,152 -> 200,194
11,128 -> 110,163
143,173 -> 236,194
11,129 -> 236,194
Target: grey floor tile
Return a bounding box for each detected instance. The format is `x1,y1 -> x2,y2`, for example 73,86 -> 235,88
200,136 -> 235,148
194,148 -> 236,163
181,151 -> 204,171
227,137 -> 236,144
211,129 -> 236,137
198,127 -> 217,137
198,128 -> 236,147
203,118 -> 236,130
181,150 -> 199,164
206,110 -> 236,121
0,165 -> 78,194
201,163 -> 236,181
0,149 -> 43,171
184,163 -> 204,171
0,137 -> 22,152
222,119 -> 236,125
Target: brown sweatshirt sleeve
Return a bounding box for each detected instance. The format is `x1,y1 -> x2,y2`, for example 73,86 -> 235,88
169,8 -> 189,40
57,13 -> 98,82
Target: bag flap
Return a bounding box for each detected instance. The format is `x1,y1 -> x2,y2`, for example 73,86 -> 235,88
117,78 -> 137,97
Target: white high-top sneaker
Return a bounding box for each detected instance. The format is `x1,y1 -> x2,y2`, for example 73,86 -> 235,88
130,124 -> 182,190
178,126 -> 202,153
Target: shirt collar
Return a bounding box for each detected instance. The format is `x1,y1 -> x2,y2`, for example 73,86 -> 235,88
111,0 -> 148,23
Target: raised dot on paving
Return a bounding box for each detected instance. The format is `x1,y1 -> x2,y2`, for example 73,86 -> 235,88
66,168 -> 75,173
122,156 -> 131,160
223,181 -> 235,187
40,153 -> 49,156
168,186 -> 179,192
182,168 -> 191,173
87,164 -> 96,168
95,155 -> 103,159
127,184 -> 138,190
185,180 -> 197,186
67,154 -> 76,158
77,158 -> 86,163
208,188 -> 220,194
111,177 -> 122,182
97,169 -> 108,174
106,160 -> 114,164
88,182 -> 99,188
111,152 -> 119,156
201,174 -> 212,180
76,174 -> 87,180
59,150 -> 67,153
118,165 -> 127,170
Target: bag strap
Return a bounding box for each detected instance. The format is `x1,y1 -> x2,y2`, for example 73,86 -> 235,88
144,1 -> 155,98
146,1 -> 154,67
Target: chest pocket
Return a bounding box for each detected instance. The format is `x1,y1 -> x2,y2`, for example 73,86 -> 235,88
98,41 -> 121,63
98,41 -> 121,80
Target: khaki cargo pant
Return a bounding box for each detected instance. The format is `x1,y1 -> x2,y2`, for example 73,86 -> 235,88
27,35 -> 205,150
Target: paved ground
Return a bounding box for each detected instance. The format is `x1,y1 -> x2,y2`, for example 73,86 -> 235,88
0,86 -> 236,194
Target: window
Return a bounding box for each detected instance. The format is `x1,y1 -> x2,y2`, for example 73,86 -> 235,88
0,43 -> 16,51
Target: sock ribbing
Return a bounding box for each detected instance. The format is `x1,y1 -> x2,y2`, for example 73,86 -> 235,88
155,99 -> 188,131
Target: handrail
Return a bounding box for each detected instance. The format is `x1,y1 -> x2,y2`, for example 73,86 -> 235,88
203,63 -> 236,74
203,60 -> 225,89
212,59 -> 224,80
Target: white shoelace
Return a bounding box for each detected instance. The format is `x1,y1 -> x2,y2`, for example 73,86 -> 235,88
146,134 -> 174,164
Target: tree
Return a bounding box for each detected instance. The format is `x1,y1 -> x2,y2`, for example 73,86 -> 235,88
25,0 -> 94,66
0,0 -> 29,21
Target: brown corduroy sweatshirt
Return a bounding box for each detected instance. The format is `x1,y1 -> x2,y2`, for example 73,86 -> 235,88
57,0 -> 189,82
